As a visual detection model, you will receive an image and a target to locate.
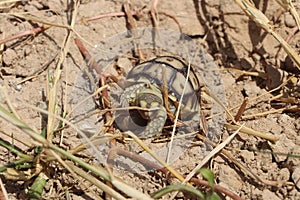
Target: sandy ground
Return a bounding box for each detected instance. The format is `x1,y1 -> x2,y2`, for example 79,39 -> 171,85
0,0 -> 299,199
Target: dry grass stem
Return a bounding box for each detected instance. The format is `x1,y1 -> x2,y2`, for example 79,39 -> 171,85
128,132 -> 187,184
242,105 -> 298,119
82,10 -> 140,23
169,124 -> 244,199
1,86 -> 20,120
0,0 -> 22,5
66,161 -> 126,200
235,0 -> 300,70
275,0 -> 300,30
166,59 -> 194,164
46,1 -> 79,141
225,123 -> 278,142
227,68 -> 267,79
184,124 -> 243,184
1,0 -> 299,198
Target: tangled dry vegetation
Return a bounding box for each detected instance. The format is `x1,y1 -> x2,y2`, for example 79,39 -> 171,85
0,0 -> 299,199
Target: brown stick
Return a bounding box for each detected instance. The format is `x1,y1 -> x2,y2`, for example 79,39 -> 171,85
0,25 -> 50,45
74,38 -> 116,137
107,147 -> 241,200
75,37 -> 117,200
196,134 -> 291,187
123,4 -> 144,60
234,97 -> 248,121
151,0 -> 159,29
82,10 -> 140,24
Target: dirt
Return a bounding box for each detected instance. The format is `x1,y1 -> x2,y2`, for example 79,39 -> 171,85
0,0 -> 300,199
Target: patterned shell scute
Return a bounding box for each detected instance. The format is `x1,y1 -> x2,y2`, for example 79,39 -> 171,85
126,56 -> 201,121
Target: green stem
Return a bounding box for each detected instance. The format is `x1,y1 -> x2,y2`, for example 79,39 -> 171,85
0,139 -> 33,160
0,158 -> 28,172
151,184 -> 205,199
0,104 -> 111,182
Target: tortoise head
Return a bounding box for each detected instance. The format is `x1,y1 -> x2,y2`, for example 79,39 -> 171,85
134,84 -> 164,120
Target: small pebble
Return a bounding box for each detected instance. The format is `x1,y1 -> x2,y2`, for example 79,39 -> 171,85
243,81 -> 261,96
239,150 -> 254,163
30,1 -> 44,10
252,53 -> 261,62
14,84 -> 22,92
3,49 -> 18,66
117,57 -> 133,74
284,13 -> 296,28
265,65 -> 288,90
262,189 -> 281,200
278,168 -> 290,181
240,57 -> 253,70
24,4 -> 37,12
269,134 -> 295,162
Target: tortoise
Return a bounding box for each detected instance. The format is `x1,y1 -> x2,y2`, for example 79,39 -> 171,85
112,56 -> 202,138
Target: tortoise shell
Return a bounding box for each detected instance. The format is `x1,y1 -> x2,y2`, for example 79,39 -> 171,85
114,56 -> 201,138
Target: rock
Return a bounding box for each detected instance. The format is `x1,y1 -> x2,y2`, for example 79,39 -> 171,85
252,187 -> 262,198
252,53 -> 261,62
30,0 -> 44,10
240,57 -> 254,70
269,134 -> 295,162
261,162 -> 276,173
294,118 -> 300,130
265,65 -> 288,90
243,81 -> 261,97
48,0 -> 65,14
278,114 -> 294,129
116,57 -> 133,75
239,150 -> 254,163
218,164 -> 243,192
24,4 -> 38,12
3,48 -> 18,66
278,168 -> 290,181
222,73 -> 236,89
284,55 -> 300,73
262,189 -> 281,200
284,13 -> 296,28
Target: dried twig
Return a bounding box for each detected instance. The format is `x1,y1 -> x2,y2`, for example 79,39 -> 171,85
124,4 -> 144,60
74,37 -> 116,199
0,26 -> 50,46
107,147 -> 241,200
184,125 -> 243,184
46,1 -> 80,141
234,0 -> 300,70
0,32 -> 5,66
275,0 -> 300,30
151,0 -> 159,29
242,105 -> 298,119
234,97 -> 248,121
82,10 -> 141,24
